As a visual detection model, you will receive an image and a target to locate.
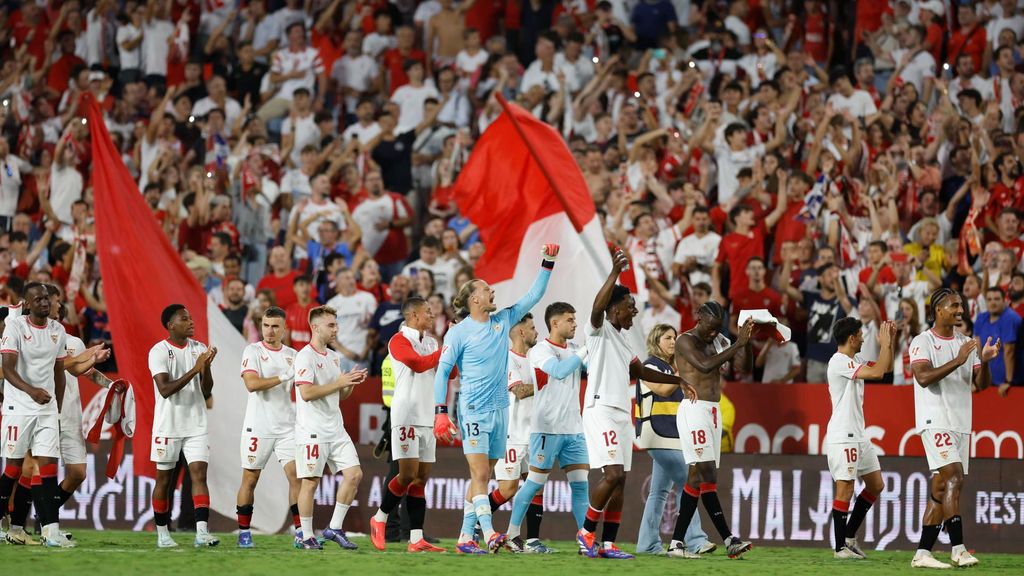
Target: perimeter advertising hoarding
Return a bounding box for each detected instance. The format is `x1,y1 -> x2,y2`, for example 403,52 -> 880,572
53,445 -> 1024,553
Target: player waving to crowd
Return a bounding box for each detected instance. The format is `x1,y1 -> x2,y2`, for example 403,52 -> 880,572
433,244 -> 558,554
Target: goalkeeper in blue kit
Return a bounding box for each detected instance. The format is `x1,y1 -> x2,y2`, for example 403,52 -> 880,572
433,244 -> 559,554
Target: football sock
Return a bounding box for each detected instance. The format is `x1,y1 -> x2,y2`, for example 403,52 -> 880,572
300,516 -> 313,539
700,483 -> 732,541
944,515 -> 964,547
0,465 -> 18,515
832,499 -> 849,552
526,495 -> 544,540
290,503 -> 301,530
569,480 -> 589,529
30,476 -> 44,529
472,495 -> 494,539
918,524 -> 941,552
488,488 -> 508,512
458,500 -> 476,543
672,485 -> 700,542
329,503 -> 350,531
583,506 -> 602,533
601,510 -> 621,544
11,477 -> 32,527
407,484 -> 426,538
153,498 -> 171,534
380,476 -> 408,516
56,486 -> 75,508
237,504 -> 254,531
194,495 -> 210,533
845,490 -> 877,537
508,477 -> 544,536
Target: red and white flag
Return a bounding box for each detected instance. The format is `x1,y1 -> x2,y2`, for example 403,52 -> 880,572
454,95 -> 641,353
85,94 -> 289,533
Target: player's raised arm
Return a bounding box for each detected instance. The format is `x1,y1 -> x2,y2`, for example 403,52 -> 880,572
676,317 -> 753,374
509,244 -> 560,322
591,250 -> 629,330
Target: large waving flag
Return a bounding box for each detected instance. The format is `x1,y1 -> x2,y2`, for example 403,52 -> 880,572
454,95 -> 625,344
85,94 -> 289,533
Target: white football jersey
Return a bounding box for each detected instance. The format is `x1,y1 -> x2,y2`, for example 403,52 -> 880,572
59,335 -> 87,430
388,325 -> 440,428
529,339 -> 584,435
240,341 -> 297,438
910,330 -> 979,434
294,344 -> 348,444
825,352 -> 868,444
506,349 -> 535,444
584,319 -> 636,413
1,316 -> 69,416
148,338 -> 209,438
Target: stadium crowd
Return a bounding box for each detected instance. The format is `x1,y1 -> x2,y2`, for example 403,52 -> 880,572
0,0 -> 1023,390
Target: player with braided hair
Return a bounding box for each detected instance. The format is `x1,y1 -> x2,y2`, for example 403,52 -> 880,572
667,298 -> 755,559
580,250 -> 696,559
909,287 -> 1000,568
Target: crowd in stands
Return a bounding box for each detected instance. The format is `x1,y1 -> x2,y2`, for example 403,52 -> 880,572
1,0 -> 1022,391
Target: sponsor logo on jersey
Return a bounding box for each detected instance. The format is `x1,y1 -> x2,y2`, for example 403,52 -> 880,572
168,350 -> 174,360
934,345 -> 942,351
317,363 -> 323,369
260,355 -> 269,362
23,334 -> 31,341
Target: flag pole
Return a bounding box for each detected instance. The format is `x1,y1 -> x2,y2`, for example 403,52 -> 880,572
493,93 -> 611,274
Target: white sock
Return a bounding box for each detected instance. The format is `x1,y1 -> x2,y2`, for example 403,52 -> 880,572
300,516 -> 314,539
507,524 -> 521,539
196,520 -> 209,534
410,529 -> 423,543
952,544 -> 966,556
42,523 -> 55,539
670,539 -> 684,549
373,509 -> 388,523
329,503 -> 350,530
156,524 -> 170,537
604,541 -> 614,549
527,538 -> 540,544
12,524 -> 24,531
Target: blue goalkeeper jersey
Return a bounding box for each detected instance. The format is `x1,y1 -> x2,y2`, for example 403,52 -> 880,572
434,268 -> 551,417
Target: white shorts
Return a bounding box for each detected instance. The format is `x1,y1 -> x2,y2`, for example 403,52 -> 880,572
390,425 -> 436,463
677,400 -> 722,468
240,434 -> 296,470
583,405 -> 633,472
922,430 -> 971,475
3,414 -> 60,459
494,443 -> 528,481
151,434 -> 210,470
296,434 -> 359,479
826,440 -> 881,482
59,421 -> 88,465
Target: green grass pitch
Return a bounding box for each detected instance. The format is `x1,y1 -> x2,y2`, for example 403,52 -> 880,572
4,531 -> 1023,575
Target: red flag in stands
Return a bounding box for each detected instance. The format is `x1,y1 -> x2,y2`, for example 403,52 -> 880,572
453,95 -> 626,347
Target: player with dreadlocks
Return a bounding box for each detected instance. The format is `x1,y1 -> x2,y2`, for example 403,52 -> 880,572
909,287 -> 999,569
667,299 -> 755,559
